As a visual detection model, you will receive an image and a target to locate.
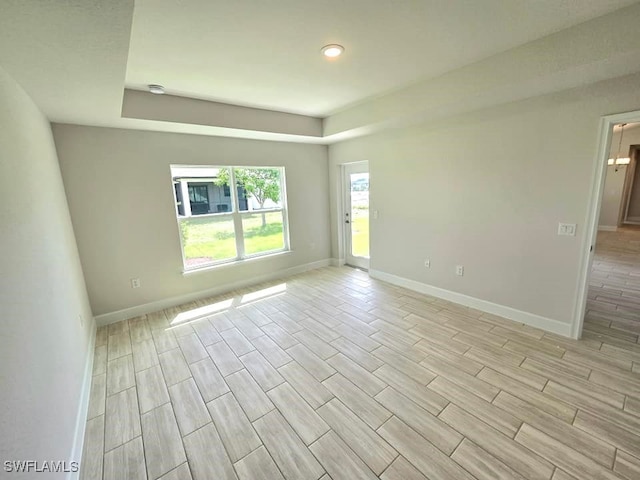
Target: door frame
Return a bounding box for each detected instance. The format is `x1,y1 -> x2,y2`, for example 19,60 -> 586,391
573,110 -> 640,339
340,161 -> 370,270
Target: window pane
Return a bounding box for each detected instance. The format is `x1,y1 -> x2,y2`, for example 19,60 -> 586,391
209,169 -> 233,212
179,215 -> 236,268
171,166 -> 232,216
234,167 -> 283,212
350,173 -> 370,258
236,185 -> 249,212
242,211 -> 285,255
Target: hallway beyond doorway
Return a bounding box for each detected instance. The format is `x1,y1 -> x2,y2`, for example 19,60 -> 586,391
585,228 -> 640,345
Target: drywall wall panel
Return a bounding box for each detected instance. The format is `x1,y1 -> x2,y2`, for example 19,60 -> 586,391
329,72 -> 640,328
0,66 -> 93,476
53,125 -> 330,316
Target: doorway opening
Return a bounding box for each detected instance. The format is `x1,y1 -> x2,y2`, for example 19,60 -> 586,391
575,115 -> 640,340
343,162 -> 370,270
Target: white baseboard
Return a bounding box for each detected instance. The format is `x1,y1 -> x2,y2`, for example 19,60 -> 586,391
598,225 -> 618,231
68,319 -> 96,480
94,259 -> 331,326
330,258 -> 346,267
369,269 -> 573,338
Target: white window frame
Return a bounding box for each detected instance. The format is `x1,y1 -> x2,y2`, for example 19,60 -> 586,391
171,165 -> 290,271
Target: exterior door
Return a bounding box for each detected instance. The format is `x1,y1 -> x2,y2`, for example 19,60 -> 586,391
344,162 -> 370,269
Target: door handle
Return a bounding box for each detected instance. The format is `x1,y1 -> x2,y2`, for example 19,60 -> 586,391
345,220 -> 350,224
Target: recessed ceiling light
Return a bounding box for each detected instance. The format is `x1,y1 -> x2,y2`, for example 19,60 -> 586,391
321,44 -> 344,58
148,84 -> 165,95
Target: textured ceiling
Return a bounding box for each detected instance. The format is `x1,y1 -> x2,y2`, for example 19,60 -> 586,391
126,0 -> 639,116
2,0 -> 640,143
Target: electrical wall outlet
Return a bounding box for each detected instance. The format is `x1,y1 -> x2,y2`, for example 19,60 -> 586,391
456,265 -> 464,276
131,278 -> 141,289
424,259 -> 430,268
558,223 -> 576,236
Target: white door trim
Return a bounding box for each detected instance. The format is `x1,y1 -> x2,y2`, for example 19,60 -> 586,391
573,110 -> 640,339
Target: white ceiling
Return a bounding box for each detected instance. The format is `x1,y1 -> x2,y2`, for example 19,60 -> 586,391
0,0 -> 132,123
126,0 -> 639,116
1,0 -> 640,143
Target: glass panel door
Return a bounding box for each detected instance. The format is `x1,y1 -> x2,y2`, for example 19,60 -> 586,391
344,162 -> 370,269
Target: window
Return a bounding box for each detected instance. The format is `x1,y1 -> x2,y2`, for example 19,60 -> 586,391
171,165 -> 289,270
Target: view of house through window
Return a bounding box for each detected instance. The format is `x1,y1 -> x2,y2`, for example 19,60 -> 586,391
171,165 -> 288,269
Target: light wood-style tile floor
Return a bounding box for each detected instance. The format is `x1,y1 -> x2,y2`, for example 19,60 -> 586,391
81,256 -> 640,479
585,228 -> 640,344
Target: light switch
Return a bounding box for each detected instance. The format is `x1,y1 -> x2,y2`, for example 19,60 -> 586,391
558,223 -> 576,236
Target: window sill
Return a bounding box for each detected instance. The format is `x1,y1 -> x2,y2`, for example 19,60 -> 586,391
182,250 -> 292,276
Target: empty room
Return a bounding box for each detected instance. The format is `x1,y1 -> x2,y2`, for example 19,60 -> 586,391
3,1 -> 640,479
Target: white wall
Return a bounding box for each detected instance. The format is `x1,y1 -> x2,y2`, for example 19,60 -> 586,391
598,125 -> 640,227
0,67 -> 94,477
329,73 -> 640,332
53,125 -> 330,318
